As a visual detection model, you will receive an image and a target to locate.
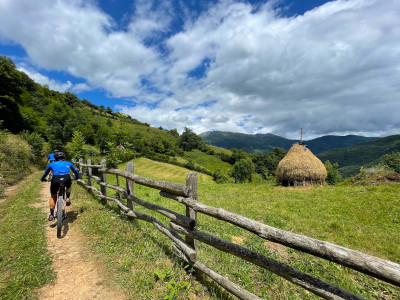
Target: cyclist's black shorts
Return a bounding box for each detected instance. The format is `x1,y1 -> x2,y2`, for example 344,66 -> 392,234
50,175 -> 72,194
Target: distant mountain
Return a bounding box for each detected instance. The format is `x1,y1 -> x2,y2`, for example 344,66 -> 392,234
199,131 -> 294,153
199,131 -> 379,154
316,135 -> 400,177
306,135 -> 379,153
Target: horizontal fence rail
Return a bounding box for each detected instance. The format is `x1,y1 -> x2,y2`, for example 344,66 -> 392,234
159,192 -> 400,287
74,159 -> 400,300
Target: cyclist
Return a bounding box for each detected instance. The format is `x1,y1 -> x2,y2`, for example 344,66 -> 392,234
40,152 -> 80,221
46,149 -> 59,164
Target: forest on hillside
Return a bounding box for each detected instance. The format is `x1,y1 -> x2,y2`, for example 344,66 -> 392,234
0,55 -> 290,190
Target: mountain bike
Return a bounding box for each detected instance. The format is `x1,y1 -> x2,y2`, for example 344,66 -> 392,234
46,178 -> 74,238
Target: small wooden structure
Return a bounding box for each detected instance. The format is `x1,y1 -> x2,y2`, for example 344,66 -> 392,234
277,142 -> 327,187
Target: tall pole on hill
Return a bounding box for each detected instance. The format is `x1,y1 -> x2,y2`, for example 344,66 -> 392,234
300,128 -> 303,142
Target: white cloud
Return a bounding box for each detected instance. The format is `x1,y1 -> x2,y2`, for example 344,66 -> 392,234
1,0 -> 400,139
17,66 -> 74,92
0,0 -> 164,98
162,0 -> 400,138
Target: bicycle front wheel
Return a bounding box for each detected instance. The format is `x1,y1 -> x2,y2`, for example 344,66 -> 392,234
56,196 -> 63,238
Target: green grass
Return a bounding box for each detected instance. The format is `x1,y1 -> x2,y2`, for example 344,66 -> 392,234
72,180 -> 224,299
122,157 -> 214,184
183,150 -> 232,175
0,172 -> 54,299
77,160 -> 400,299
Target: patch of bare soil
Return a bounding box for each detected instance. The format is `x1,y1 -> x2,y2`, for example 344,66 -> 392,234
37,182 -> 125,300
263,241 -> 291,260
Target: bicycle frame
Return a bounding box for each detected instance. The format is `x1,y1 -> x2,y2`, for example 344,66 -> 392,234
54,183 -> 66,238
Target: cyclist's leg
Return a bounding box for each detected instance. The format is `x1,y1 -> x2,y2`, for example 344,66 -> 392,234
49,178 -> 59,221
66,187 -> 72,205
48,194 -> 56,221
65,176 -> 72,206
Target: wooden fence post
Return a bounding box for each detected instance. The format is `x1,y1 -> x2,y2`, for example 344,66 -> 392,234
87,159 -> 92,187
100,159 -> 107,204
79,158 -> 83,176
126,162 -> 134,210
186,172 -> 198,252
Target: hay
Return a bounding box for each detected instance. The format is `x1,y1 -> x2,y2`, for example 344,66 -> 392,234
277,143 -> 327,185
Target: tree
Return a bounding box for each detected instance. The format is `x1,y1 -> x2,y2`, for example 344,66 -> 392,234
231,158 -> 255,183
324,160 -> 343,185
0,55 -> 22,99
64,92 -> 80,107
0,95 -> 26,133
178,127 -> 202,151
381,152 -> 400,173
105,106 -> 113,114
67,131 -> 87,161
169,128 -> 179,138
95,126 -> 113,154
252,147 -> 286,179
106,142 -> 122,168
231,148 -> 248,164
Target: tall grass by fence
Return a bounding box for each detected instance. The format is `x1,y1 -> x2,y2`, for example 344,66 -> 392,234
74,158 -> 400,300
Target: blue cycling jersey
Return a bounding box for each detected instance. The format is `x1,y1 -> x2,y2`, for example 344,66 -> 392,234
48,153 -> 55,162
42,161 -> 79,180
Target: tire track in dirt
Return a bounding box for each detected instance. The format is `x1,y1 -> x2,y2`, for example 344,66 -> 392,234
37,182 -> 125,300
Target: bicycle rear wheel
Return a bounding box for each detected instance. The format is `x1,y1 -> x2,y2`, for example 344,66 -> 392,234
56,195 -> 63,238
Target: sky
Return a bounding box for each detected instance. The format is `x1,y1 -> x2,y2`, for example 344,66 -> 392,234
0,0 -> 399,140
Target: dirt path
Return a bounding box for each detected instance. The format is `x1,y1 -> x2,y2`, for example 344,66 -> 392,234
37,182 -> 125,300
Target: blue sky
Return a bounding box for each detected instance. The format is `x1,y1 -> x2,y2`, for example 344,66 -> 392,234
1,0 -> 400,139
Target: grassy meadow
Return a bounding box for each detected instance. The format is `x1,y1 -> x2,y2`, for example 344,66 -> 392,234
0,172 -> 54,299
183,150 -> 233,175
72,157 -> 400,299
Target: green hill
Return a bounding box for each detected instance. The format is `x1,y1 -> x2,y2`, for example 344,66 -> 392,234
199,131 -> 294,153
200,131 -> 378,154
317,135 -> 400,177
0,55 -> 230,179
306,135 -> 378,153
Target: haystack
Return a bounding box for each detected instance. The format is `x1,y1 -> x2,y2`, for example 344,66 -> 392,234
277,143 -> 327,186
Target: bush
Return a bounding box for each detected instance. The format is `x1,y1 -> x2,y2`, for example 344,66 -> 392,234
381,152 -> 400,173
324,160 -> 343,185
212,170 -> 228,183
66,131 -> 87,161
19,130 -> 45,161
0,131 -> 35,194
106,142 -> 123,168
231,158 -> 255,183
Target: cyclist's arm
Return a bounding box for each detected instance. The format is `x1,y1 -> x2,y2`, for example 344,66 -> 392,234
70,164 -> 80,179
41,165 -> 52,181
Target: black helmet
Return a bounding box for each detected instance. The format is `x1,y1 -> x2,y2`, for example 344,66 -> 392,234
54,152 -> 65,160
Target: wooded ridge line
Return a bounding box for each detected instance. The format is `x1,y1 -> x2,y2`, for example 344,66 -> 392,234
75,160 -> 400,300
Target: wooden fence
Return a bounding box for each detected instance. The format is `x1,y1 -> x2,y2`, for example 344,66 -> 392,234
74,159 -> 400,300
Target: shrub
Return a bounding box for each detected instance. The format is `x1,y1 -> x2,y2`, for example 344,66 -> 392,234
381,152 -> 400,173
324,160 -> 343,185
66,131 -> 87,161
231,158 -> 255,183
0,131 -> 35,194
106,142 -> 122,168
19,130 -> 45,160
